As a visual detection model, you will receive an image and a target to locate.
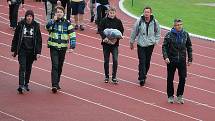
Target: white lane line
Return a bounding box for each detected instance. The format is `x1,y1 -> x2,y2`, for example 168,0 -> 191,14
1,11 -> 215,57
0,70 -> 145,121
0,69 -> 203,121
0,53 -> 214,110
1,41 -> 215,96
0,110 -> 24,121
0,26 -> 215,93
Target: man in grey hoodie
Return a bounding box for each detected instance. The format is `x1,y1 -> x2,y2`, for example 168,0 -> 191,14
130,6 -> 160,86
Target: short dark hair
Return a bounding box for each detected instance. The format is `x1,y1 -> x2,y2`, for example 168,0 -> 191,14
55,6 -> 65,14
174,19 -> 183,24
143,6 -> 152,12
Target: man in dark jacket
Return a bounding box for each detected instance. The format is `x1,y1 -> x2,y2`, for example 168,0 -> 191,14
99,7 -> 124,84
162,19 -> 193,104
11,10 -> 42,94
7,0 -> 24,30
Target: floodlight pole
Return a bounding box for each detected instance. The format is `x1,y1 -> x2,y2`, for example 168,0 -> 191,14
132,0 -> 134,7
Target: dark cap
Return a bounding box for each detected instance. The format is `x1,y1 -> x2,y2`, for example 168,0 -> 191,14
25,10 -> 34,19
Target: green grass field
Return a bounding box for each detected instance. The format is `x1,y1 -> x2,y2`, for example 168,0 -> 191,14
123,0 -> 215,39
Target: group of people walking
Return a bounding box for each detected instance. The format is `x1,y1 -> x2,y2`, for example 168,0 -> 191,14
9,0 -> 192,104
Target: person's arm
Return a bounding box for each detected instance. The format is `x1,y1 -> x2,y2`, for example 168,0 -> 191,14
118,19 -> 124,36
162,32 -> 170,63
99,18 -> 106,40
46,19 -> 55,32
68,24 -> 76,50
92,0 -> 95,4
186,33 -> 193,64
37,23 -> 42,54
154,20 -> 161,44
7,0 -> 11,5
21,0 -> 24,4
130,19 -> 140,44
11,22 -> 21,57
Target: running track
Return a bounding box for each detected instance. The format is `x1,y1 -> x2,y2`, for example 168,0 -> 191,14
0,0 -> 214,121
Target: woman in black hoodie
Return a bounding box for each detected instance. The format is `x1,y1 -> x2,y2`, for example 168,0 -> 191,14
99,7 -> 124,84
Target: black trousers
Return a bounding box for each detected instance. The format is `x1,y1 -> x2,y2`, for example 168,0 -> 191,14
61,0 -> 71,21
96,5 -> 108,25
50,48 -> 66,87
137,44 -> 154,81
103,45 -> 118,79
18,48 -> 34,86
9,4 -> 20,27
167,60 -> 187,97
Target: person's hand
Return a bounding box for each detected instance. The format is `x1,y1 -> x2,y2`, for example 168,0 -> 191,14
57,0 -> 61,6
187,61 -> 192,66
165,58 -> 170,64
8,1 -> 11,5
68,49 -> 74,53
37,54 -> 40,59
103,38 -> 109,43
130,43 -> 134,50
92,3 -> 95,8
53,15 -> 58,21
12,52 -> 17,57
107,39 -> 117,45
20,3 -> 24,8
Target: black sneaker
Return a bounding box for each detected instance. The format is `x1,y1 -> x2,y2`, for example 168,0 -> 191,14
52,87 -> 57,93
139,79 -> 145,86
25,85 -> 30,91
90,15 -> 95,22
96,31 -> 100,34
104,78 -> 109,83
80,25 -> 84,31
17,86 -> 25,94
56,85 -> 61,90
74,25 -> 79,30
112,78 -> 118,84
12,27 -> 16,31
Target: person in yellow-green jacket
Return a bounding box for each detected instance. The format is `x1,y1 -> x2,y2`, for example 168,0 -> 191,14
46,6 -> 76,93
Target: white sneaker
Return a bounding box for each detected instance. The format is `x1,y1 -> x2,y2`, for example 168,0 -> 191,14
176,95 -> 184,104
168,96 -> 174,104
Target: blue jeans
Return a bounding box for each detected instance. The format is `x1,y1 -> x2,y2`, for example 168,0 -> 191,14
103,45 -> 118,79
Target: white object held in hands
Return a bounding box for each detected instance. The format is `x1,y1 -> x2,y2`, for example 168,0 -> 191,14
103,28 -> 123,40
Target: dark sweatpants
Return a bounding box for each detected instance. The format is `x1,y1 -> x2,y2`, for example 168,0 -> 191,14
50,48 -> 66,87
18,48 -> 34,86
9,4 -> 20,28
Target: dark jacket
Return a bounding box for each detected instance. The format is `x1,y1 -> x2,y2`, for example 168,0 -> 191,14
47,0 -> 58,4
162,29 -> 193,62
99,17 -> 124,46
7,0 -> 24,4
11,19 -> 42,60
92,0 -> 109,5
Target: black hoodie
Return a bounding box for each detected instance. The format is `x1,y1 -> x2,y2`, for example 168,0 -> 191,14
92,0 -> 109,5
99,16 -> 124,46
11,19 -> 42,60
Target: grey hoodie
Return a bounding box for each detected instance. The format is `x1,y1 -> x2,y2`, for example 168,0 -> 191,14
130,15 -> 161,47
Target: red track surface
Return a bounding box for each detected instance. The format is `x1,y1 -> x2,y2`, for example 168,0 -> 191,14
0,0 -> 214,121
